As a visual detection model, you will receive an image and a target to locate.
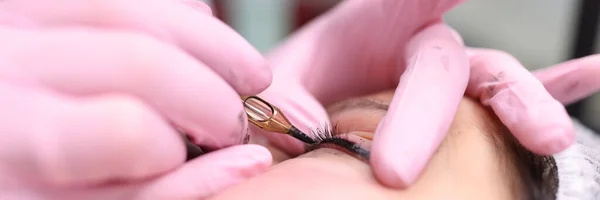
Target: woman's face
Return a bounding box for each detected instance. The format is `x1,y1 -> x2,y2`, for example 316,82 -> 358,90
210,91 -> 521,200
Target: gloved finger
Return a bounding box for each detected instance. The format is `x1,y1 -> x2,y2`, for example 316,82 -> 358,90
178,0 -> 213,15
0,27 -> 247,150
135,144 -> 272,200
1,145 -> 270,200
534,54 -> 600,105
370,24 -> 469,188
466,48 -> 574,155
0,83 -> 184,187
266,0 -> 464,105
0,0 -> 270,94
255,0 -> 465,156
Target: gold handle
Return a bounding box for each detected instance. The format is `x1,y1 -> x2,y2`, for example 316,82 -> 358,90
241,96 -> 292,134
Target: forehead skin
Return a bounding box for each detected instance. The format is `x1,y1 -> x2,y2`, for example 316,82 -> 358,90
209,91 -> 517,200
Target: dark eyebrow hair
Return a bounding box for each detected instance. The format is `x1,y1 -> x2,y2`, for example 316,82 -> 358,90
478,110 -> 558,200
326,98 -> 390,116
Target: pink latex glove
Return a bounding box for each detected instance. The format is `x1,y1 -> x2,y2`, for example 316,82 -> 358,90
534,54 -> 600,105
465,48 -> 574,153
457,50 -> 600,108
254,0 -> 574,188
0,0 -> 271,199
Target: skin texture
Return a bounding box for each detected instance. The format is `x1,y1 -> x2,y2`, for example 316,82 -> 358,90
0,1 -> 272,199
255,0 -> 575,187
211,91 -> 523,200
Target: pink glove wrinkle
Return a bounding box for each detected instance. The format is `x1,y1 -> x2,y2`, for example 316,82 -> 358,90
253,0 -> 467,188
466,48 -> 574,155
0,0 -> 272,199
1,0 -> 272,93
1,0 -> 273,150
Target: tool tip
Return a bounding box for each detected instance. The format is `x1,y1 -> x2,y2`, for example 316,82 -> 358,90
288,126 -> 317,144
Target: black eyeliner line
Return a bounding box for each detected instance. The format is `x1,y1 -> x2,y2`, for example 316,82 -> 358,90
306,123 -> 371,161
321,137 -> 370,160
296,123 -> 371,161
288,126 -> 318,144
306,137 -> 371,161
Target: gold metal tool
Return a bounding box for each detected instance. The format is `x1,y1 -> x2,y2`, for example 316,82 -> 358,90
241,96 -> 316,144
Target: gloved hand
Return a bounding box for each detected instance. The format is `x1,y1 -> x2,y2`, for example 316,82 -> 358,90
467,48 -> 600,130
0,0 -> 272,199
254,0 -> 574,188
533,54 -> 600,105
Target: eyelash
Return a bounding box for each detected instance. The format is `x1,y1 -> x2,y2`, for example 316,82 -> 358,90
305,123 -> 371,160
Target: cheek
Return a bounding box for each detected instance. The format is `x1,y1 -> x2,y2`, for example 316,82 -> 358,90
209,151 -> 394,200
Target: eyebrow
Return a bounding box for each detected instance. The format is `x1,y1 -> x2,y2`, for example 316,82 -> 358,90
327,98 -> 390,116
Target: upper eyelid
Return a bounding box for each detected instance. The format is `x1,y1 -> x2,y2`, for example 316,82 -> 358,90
328,105 -> 386,136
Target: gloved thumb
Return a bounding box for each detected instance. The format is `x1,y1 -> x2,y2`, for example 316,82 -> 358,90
135,145 -> 272,200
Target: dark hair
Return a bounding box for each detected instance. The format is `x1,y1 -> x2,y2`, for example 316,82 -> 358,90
482,114 -> 559,200
504,132 -> 558,200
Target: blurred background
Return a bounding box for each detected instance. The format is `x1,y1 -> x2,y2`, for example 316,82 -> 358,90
200,0 -> 600,131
